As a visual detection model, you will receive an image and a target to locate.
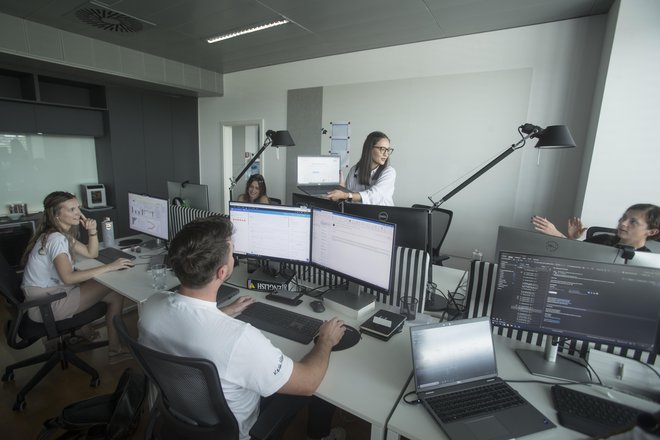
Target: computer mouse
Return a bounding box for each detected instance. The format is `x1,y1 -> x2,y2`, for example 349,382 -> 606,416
310,300 -> 325,313
314,325 -> 361,351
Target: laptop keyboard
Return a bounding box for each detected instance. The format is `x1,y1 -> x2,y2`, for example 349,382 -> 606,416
96,247 -> 136,264
237,302 -> 323,344
427,381 -> 525,423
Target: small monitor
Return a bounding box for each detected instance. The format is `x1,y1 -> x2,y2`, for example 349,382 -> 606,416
229,202 -> 312,264
297,156 -> 341,185
291,193 -> 343,213
167,181 -> 210,210
128,193 -> 169,241
311,208 -> 396,315
343,204 -> 428,252
491,251 -> 660,381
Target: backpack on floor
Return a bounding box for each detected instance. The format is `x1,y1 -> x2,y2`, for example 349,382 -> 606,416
37,368 -> 148,440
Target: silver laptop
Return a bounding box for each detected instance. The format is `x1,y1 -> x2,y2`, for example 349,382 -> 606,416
296,155 -> 347,196
410,317 -> 555,440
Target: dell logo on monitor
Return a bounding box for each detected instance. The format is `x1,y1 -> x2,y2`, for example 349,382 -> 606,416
378,211 -> 389,222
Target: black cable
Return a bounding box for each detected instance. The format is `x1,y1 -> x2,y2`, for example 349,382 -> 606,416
638,359 -> 660,381
383,371 -> 414,440
402,390 -> 422,405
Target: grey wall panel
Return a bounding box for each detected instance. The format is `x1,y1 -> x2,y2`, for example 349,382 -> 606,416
143,93 -> 174,199
171,96 -> 199,184
286,87 -> 323,204
25,21 -> 62,60
0,101 -> 36,133
61,32 -> 94,67
121,48 -> 146,78
34,106 -> 104,137
92,40 -> 123,73
0,13 -> 28,53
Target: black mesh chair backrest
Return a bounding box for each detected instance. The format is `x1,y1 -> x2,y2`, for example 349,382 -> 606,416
586,226 -> 616,240
113,316 -> 239,438
0,252 -> 25,306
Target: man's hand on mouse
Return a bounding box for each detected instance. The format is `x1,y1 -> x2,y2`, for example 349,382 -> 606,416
317,318 -> 346,347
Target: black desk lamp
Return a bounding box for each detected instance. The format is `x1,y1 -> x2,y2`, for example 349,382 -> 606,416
424,123 -> 576,313
429,123 -> 576,208
229,130 -> 295,201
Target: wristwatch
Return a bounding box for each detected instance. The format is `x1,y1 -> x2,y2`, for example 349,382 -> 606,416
347,192 -> 353,201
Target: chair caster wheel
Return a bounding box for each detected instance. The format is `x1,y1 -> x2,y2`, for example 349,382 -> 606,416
90,377 -> 101,387
2,371 -> 14,382
13,398 -> 26,411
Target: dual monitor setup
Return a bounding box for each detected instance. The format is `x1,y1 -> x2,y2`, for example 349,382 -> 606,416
491,226 -> 660,382
230,201 -> 397,314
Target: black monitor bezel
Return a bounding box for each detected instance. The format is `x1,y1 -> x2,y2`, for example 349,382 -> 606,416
291,192 -> 343,213
127,192 -> 169,241
310,207 -> 397,294
491,250 -> 660,353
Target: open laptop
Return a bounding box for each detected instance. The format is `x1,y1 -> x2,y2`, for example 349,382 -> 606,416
296,155 -> 347,196
410,317 -> 555,440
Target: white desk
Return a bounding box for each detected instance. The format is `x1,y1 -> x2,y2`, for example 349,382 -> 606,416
386,335 -> 660,440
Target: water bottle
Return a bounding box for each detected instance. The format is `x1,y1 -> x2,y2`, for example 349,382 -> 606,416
101,217 -> 115,247
472,249 -> 483,261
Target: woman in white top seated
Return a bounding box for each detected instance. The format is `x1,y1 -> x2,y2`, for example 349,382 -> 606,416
21,191 -> 135,364
326,131 -> 396,206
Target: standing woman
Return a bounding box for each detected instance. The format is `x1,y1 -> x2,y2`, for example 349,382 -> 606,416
237,174 -> 270,204
21,191 -> 135,364
326,131 -> 396,206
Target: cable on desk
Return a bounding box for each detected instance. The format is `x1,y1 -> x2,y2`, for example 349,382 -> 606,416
383,370 -> 414,440
402,390 -> 421,405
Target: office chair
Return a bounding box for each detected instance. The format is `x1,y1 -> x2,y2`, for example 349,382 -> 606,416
412,204 -> 453,266
0,253 -> 108,411
370,246 -> 430,313
113,316 -> 298,440
586,226 -> 616,240
268,197 -> 282,205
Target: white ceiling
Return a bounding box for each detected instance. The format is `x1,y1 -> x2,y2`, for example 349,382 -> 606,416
0,0 -> 614,75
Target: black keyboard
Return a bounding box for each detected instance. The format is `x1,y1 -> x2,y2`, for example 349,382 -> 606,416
237,302 -> 323,344
552,385 -> 644,437
96,247 -> 136,264
427,381 -> 525,422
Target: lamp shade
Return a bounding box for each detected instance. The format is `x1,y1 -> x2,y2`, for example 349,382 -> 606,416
270,130 -> 295,147
534,125 -> 576,149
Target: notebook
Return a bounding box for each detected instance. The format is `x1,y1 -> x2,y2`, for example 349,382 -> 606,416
410,317 -> 555,440
296,155 -> 347,196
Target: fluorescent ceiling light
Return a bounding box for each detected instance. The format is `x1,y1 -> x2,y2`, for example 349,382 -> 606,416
206,19 -> 289,43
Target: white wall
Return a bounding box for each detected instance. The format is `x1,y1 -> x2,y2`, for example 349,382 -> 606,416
580,0 -> 660,228
199,16 -> 607,262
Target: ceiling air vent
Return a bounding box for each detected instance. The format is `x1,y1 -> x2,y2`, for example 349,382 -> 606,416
72,1 -> 155,33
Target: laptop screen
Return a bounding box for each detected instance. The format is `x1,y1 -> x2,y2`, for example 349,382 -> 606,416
411,318 -> 498,392
297,156 -> 340,185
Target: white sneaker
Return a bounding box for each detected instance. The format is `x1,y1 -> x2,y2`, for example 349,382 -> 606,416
309,427 -> 346,440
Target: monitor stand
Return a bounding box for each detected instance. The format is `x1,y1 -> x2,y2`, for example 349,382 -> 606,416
515,336 -> 590,383
323,282 -> 375,320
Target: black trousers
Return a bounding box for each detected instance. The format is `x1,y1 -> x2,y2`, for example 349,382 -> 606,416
260,395 -> 336,439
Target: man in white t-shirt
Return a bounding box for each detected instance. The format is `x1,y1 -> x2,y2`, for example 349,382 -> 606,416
139,216 -> 346,440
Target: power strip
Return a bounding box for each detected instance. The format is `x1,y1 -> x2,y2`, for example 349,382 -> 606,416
587,349 -> 660,400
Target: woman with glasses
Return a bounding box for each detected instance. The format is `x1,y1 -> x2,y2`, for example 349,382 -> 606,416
237,173 -> 270,204
326,131 -> 396,206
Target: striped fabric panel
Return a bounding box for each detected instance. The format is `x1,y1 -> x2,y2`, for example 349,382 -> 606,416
467,260 -> 655,363
168,205 -> 224,239
286,264 -> 348,288
373,246 -> 430,313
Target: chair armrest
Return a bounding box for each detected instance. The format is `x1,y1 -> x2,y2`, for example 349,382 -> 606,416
15,290 -> 67,340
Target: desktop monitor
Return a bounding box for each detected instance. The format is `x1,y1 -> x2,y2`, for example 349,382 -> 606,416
291,193 -> 342,213
167,181 -> 210,210
495,226 -> 620,264
229,202 -> 312,264
343,204 -> 428,252
128,193 -> 169,243
491,251 -> 660,382
311,208 -> 396,315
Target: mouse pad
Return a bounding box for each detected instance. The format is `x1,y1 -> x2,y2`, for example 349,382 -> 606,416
315,325 -> 361,351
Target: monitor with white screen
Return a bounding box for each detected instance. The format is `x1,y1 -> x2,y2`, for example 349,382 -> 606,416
229,202 -> 311,264
167,181 -> 209,210
128,193 -> 169,243
311,208 -> 396,314
491,251 -> 660,382
297,156 -> 341,185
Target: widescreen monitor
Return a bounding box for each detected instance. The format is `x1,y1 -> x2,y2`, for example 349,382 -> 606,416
291,192 -> 342,213
229,202 -> 311,264
343,203 -> 428,252
128,193 -> 169,242
311,208 -> 396,314
167,181 -> 210,210
491,251 -> 660,382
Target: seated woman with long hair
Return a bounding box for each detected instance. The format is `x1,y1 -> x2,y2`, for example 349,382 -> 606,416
237,174 -> 270,204
21,191 -> 135,364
